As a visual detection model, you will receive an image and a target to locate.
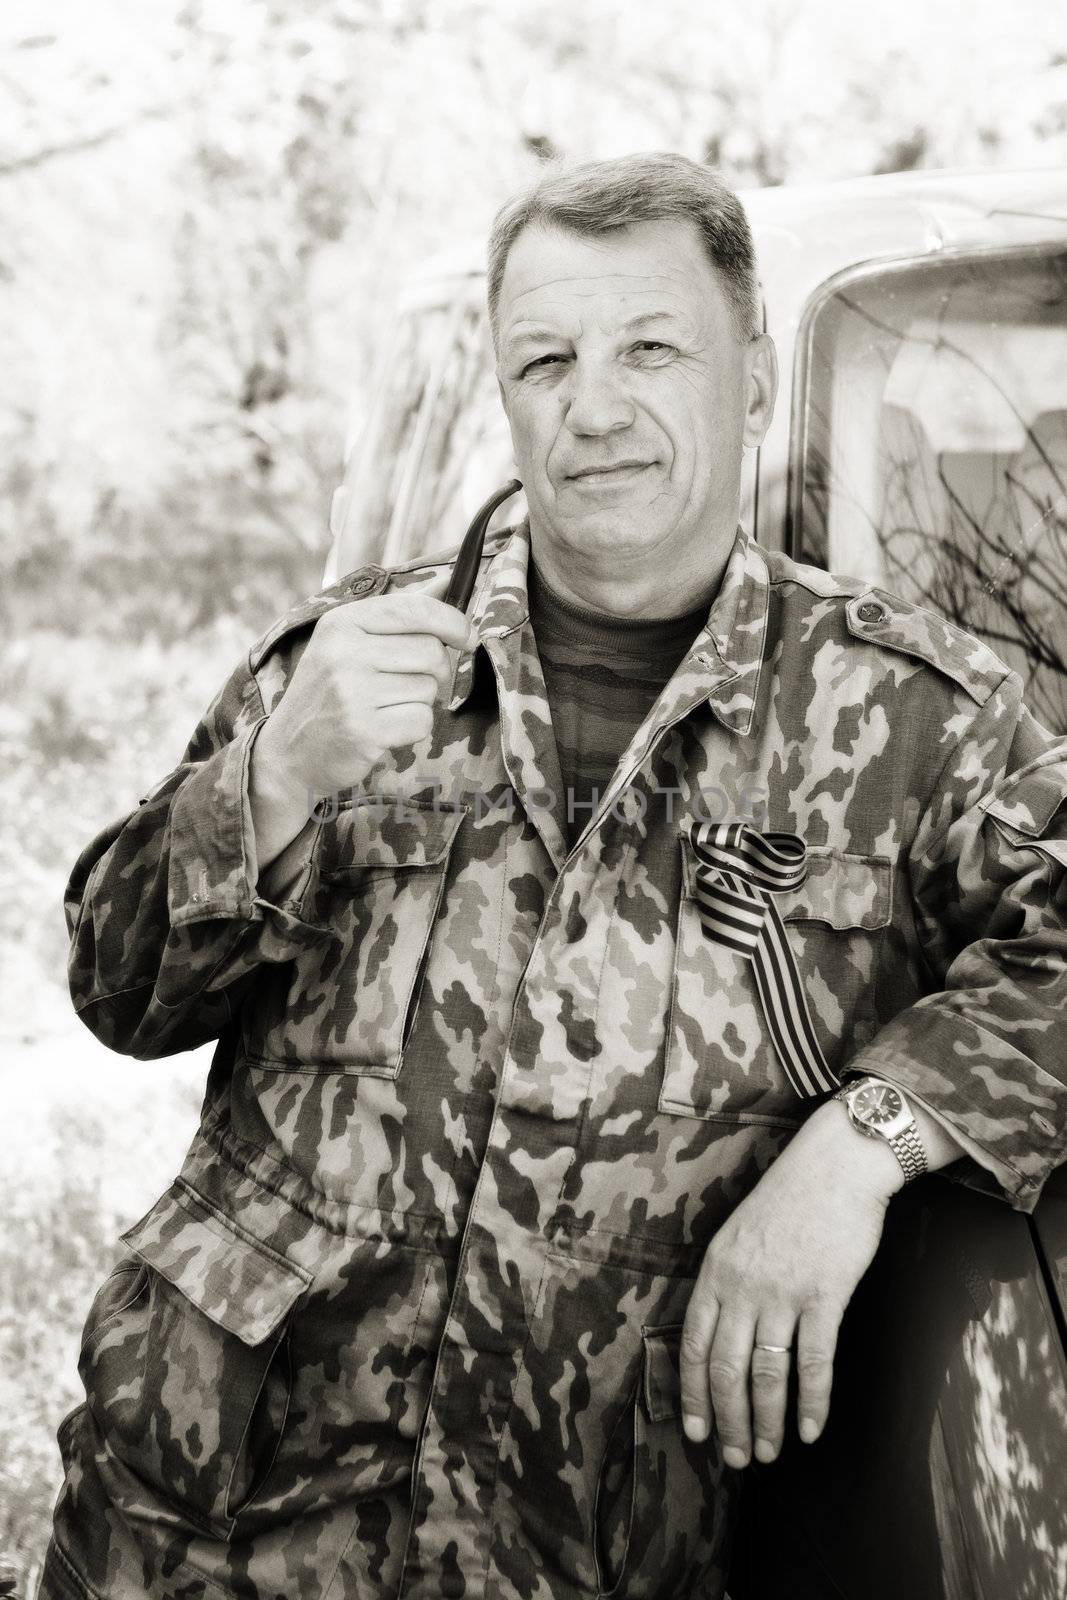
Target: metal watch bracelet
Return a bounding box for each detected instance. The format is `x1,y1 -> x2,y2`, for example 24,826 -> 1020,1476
888,1122 -> 928,1182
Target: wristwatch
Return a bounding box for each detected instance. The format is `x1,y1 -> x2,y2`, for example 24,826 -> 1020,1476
833,1076 -> 928,1183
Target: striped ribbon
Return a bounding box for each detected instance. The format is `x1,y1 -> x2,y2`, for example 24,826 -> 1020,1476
689,821 -> 839,1098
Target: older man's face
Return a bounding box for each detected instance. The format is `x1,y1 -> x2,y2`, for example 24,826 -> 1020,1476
496,218 -> 776,608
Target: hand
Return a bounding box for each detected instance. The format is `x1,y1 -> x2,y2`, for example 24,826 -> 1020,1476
249,591 -> 476,869
259,590 -> 477,798
679,1103 -> 901,1470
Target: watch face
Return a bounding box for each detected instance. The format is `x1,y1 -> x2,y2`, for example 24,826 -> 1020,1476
852,1082 -> 904,1127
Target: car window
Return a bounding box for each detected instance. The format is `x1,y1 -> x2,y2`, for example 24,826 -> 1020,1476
795,250 -> 1067,733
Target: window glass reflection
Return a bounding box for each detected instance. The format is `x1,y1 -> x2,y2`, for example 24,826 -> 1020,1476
799,254 -> 1067,733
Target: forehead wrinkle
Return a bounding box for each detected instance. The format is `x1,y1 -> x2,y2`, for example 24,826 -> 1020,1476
506,267 -> 691,307
502,285 -> 697,349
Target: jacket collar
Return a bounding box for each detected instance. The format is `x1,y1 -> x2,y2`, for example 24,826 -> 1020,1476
446,521 -> 532,710
448,517 -> 768,737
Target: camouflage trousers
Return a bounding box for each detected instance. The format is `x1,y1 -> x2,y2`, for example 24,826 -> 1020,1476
39,1406 -> 736,1600
36,1160 -> 740,1600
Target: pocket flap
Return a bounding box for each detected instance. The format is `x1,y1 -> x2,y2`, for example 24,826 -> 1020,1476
120,1179 -> 312,1346
642,1325 -> 683,1423
978,747 -> 1067,853
680,837 -> 892,931
775,847 -> 892,929
321,797 -> 467,877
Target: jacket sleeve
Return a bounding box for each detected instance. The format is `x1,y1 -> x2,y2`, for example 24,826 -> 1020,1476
848,681 -> 1067,1213
65,646 -> 331,1059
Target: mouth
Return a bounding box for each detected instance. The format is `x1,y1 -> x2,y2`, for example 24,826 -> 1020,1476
565,461 -> 655,485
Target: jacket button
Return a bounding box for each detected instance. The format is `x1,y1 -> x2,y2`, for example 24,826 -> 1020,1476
858,600 -> 885,624
348,574 -> 376,596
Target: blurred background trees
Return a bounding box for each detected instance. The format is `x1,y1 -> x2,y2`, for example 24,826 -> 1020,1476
2,0 -> 1067,1587
3,0 -> 1066,645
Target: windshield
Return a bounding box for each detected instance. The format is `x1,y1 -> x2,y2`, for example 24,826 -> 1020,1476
329,281 -> 523,579
795,250 -> 1067,732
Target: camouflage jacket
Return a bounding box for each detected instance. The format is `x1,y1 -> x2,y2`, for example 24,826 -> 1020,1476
49,523 -> 1067,1600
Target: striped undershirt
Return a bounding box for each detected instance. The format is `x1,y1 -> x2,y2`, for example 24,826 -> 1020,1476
527,560 -> 709,847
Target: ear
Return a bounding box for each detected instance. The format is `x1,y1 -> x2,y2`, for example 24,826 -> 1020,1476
741,333 -> 778,450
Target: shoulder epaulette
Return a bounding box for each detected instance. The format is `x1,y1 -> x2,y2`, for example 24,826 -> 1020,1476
844,587 -> 1013,708
248,564 -> 388,673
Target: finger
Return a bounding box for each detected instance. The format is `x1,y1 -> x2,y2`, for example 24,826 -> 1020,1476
680,1290 -> 721,1443
383,702 -> 435,747
374,672 -> 442,709
750,1325 -> 795,1464
706,1311 -> 757,1470
796,1302 -> 842,1444
373,634 -> 452,683
355,592 -> 478,650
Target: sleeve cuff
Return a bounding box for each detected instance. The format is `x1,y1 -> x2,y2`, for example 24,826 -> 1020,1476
847,1011 -> 1067,1213
167,718 -> 324,935
256,816 -> 321,909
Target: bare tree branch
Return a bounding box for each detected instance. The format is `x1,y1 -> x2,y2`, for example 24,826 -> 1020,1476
0,107 -> 175,178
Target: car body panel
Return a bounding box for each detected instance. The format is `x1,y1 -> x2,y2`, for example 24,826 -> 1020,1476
730,1177 -> 1067,1600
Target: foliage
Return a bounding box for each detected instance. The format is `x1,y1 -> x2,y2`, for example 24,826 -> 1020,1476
3,0 -> 1067,640
0,622 -> 253,1025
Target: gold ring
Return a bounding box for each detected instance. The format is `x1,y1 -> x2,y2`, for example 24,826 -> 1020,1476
754,1342 -> 790,1353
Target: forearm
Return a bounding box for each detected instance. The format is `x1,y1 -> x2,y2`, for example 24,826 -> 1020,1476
787,1090 -> 967,1203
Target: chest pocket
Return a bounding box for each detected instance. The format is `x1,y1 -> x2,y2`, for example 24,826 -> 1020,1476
660,837 -> 893,1126
245,798 -> 466,1076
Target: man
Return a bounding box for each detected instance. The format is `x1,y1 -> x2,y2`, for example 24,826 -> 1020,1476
42,153 -> 1066,1600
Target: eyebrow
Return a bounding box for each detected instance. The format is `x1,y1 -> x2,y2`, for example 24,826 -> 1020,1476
620,311 -> 682,333
504,325 -> 565,351
504,310 -> 682,351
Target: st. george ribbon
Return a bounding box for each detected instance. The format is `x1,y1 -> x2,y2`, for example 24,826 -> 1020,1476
689,821 -> 839,1098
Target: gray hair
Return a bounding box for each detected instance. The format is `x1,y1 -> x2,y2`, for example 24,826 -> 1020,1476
486,152 -> 760,348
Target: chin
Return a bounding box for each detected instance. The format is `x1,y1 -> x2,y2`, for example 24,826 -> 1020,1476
553,509 -> 669,560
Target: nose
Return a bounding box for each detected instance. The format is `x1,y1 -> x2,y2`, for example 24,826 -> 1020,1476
561,357 -> 634,437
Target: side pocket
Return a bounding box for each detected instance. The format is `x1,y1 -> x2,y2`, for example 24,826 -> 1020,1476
79,1178 -> 312,1539
593,1326 -> 736,1599
79,1258 -> 149,1361
593,1370 -> 641,1596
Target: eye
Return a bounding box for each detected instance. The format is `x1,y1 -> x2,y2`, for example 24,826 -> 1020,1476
519,352 -> 568,377
631,340 -> 673,359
